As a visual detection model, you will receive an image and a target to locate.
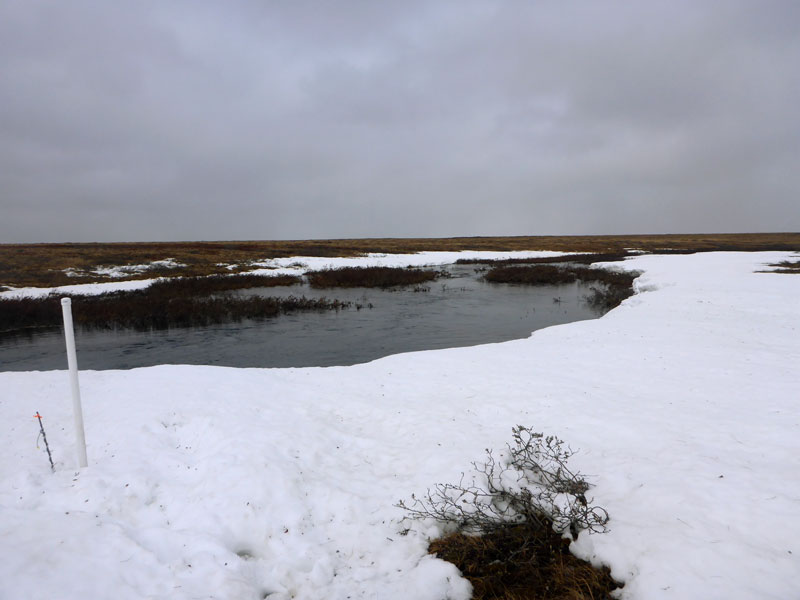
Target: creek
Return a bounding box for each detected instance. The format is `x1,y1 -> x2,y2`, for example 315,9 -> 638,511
0,264 -> 602,371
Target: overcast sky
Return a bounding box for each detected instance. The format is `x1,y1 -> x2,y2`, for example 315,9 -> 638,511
1,1 -> 798,243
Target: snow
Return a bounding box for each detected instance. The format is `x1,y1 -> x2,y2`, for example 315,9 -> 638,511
1,251 -> 798,599
64,258 -> 186,279
1,278 -> 158,299
243,250 -> 570,274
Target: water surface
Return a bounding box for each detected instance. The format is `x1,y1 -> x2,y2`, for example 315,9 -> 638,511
0,264 -> 601,371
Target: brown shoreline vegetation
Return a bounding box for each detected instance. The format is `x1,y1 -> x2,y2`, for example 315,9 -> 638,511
484,264 -> 639,311
0,293 -> 350,334
484,265 -> 636,287
306,266 -> 441,288
0,273 -> 344,334
146,273 -> 301,294
1,232 -> 798,288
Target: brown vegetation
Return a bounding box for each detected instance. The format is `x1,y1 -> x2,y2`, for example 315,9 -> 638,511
483,265 -> 638,312
1,233 -> 797,288
430,524 -> 621,600
0,280 -> 345,334
484,265 -> 637,288
146,273 -> 301,295
767,259 -> 800,274
306,266 -> 440,288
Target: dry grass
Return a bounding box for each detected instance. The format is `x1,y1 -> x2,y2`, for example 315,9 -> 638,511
429,524 -> 621,600
1,233 -> 797,288
306,266 -> 440,288
767,259 -> 800,274
145,273 -> 301,295
0,294 -> 351,333
484,265 -> 579,285
484,265 -> 637,288
483,265 -> 638,312
0,274 -> 343,334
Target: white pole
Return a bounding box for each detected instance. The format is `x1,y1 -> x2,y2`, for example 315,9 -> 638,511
61,298 -> 88,468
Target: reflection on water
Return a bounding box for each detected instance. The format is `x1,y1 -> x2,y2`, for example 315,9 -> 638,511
0,264 -> 602,371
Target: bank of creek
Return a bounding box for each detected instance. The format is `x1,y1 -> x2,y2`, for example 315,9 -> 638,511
0,262 -> 629,371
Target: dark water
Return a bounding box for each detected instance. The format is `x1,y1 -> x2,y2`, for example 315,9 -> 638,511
0,264 -> 601,371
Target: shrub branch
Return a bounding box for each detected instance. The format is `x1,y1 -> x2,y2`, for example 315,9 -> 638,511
398,426 -> 609,539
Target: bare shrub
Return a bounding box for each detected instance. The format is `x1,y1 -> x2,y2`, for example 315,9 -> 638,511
398,426 -> 608,538
398,427 -> 617,598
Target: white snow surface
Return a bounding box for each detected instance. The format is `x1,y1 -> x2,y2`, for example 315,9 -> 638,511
0,251 -> 569,298
1,251 -> 798,599
1,278 -> 158,299
64,258 -> 186,279
242,250 -> 571,276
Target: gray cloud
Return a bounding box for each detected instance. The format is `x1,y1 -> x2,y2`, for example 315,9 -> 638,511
1,0 -> 798,242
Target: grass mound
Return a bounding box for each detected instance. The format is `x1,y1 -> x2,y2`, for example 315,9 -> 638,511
430,523 -> 621,600
484,265 -> 635,287
146,273 -> 301,295
306,266 -> 440,288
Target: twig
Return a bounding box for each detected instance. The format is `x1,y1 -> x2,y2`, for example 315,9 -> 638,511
34,412 -> 55,472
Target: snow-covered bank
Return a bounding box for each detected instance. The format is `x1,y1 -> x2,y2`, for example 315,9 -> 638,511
0,250 -> 569,298
1,252 -> 798,599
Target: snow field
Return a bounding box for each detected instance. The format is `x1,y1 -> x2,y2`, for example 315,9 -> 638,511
0,251 -> 798,599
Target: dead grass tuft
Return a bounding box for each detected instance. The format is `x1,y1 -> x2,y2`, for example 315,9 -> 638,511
766,259 -> 800,274
429,523 -> 621,600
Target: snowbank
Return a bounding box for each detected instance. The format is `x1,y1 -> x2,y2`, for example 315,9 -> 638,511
1,252 -> 798,599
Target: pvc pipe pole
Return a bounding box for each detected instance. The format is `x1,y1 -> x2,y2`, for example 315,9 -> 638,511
61,298 -> 88,468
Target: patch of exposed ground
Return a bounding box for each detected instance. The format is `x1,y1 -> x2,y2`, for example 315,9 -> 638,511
430,523 -> 622,600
